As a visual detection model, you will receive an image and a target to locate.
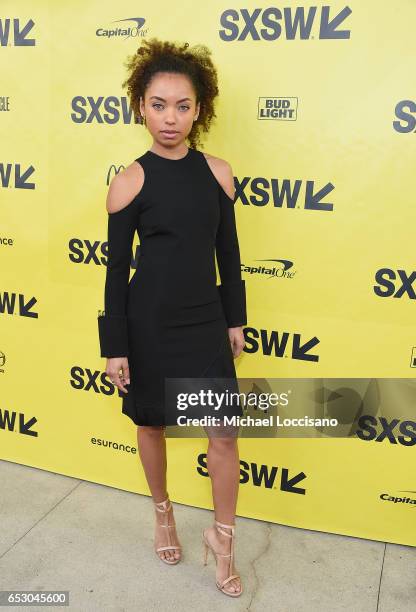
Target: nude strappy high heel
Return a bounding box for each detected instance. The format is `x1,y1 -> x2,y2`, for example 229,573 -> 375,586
202,520 -> 243,597
153,496 -> 181,565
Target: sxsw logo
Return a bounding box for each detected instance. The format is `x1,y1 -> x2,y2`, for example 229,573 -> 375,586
235,176 -> 334,211
219,6 -> 351,41
69,238 -> 141,268
0,292 -> 38,318
0,408 -> 38,436
393,100 -> 416,133
373,269 -> 416,300
0,163 -> 35,189
244,327 -> 319,362
356,415 -> 416,446
0,18 -> 35,46
71,97 -> 141,124
258,97 -> 297,121
197,453 -> 307,493
71,366 -> 123,397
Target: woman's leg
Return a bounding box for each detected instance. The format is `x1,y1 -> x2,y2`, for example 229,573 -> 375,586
204,430 -> 242,594
136,425 -> 181,562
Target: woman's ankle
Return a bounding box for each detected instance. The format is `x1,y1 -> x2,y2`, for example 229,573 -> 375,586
153,493 -> 169,504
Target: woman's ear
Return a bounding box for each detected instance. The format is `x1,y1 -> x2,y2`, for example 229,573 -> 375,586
194,101 -> 200,121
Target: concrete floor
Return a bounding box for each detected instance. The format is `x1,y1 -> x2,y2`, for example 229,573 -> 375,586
0,459 -> 414,612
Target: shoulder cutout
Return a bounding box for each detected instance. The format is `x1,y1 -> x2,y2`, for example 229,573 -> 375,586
202,153 -> 235,201
106,161 -> 145,214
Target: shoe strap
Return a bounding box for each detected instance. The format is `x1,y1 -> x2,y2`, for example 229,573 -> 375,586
219,574 -> 240,588
154,497 -> 176,550
214,520 -> 236,573
215,520 -> 235,538
154,497 -> 171,512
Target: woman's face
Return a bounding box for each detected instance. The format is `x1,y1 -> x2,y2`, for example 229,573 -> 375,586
140,71 -> 200,148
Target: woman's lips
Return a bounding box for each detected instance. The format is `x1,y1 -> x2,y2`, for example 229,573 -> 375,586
161,130 -> 178,138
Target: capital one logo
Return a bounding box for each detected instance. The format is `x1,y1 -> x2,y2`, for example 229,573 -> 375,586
219,6 -> 351,41
374,269 -> 416,300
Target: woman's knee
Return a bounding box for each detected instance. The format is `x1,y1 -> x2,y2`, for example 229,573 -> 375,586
137,425 -> 166,437
208,435 -> 238,451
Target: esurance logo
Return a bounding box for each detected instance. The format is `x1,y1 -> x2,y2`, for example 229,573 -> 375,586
373,269 -> 416,300
0,18 -> 35,46
393,100 -> 416,133
219,6 -> 351,41
96,17 -> 148,39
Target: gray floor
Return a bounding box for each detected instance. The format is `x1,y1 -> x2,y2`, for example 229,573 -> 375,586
0,459 -> 414,612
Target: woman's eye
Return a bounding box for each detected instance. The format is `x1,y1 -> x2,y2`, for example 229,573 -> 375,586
151,104 -> 190,111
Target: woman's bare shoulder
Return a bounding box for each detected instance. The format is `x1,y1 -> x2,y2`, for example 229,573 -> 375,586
106,160 -> 145,214
201,151 -> 235,200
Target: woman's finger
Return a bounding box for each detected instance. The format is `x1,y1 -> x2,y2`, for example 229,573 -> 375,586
122,364 -> 130,385
108,371 -> 129,393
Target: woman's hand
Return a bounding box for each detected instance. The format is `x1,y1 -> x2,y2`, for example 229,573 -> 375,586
228,326 -> 246,358
106,357 -> 130,393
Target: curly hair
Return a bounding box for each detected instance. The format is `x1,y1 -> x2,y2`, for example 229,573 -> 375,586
122,37 -> 219,149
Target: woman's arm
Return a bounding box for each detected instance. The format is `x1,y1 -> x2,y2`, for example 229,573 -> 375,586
215,160 -> 247,329
97,165 -> 142,358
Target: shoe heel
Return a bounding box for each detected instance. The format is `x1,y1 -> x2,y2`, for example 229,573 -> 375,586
203,539 -> 209,566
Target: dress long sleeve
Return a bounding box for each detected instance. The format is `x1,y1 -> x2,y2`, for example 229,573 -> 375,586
215,185 -> 247,327
97,202 -> 138,358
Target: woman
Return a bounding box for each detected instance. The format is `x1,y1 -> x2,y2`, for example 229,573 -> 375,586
98,38 -> 247,597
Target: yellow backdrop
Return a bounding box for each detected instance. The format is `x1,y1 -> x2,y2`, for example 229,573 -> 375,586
1,0 -> 415,546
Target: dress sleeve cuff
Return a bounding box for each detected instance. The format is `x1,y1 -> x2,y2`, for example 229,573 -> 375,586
217,280 -> 247,327
98,314 -> 129,358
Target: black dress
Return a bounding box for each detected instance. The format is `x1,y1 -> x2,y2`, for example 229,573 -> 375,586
98,147 -> 247,426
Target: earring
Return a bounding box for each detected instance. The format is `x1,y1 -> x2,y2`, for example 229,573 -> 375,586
141,114 -> 146,126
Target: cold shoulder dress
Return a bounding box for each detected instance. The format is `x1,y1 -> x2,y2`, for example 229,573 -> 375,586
97,147 -> 247,426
